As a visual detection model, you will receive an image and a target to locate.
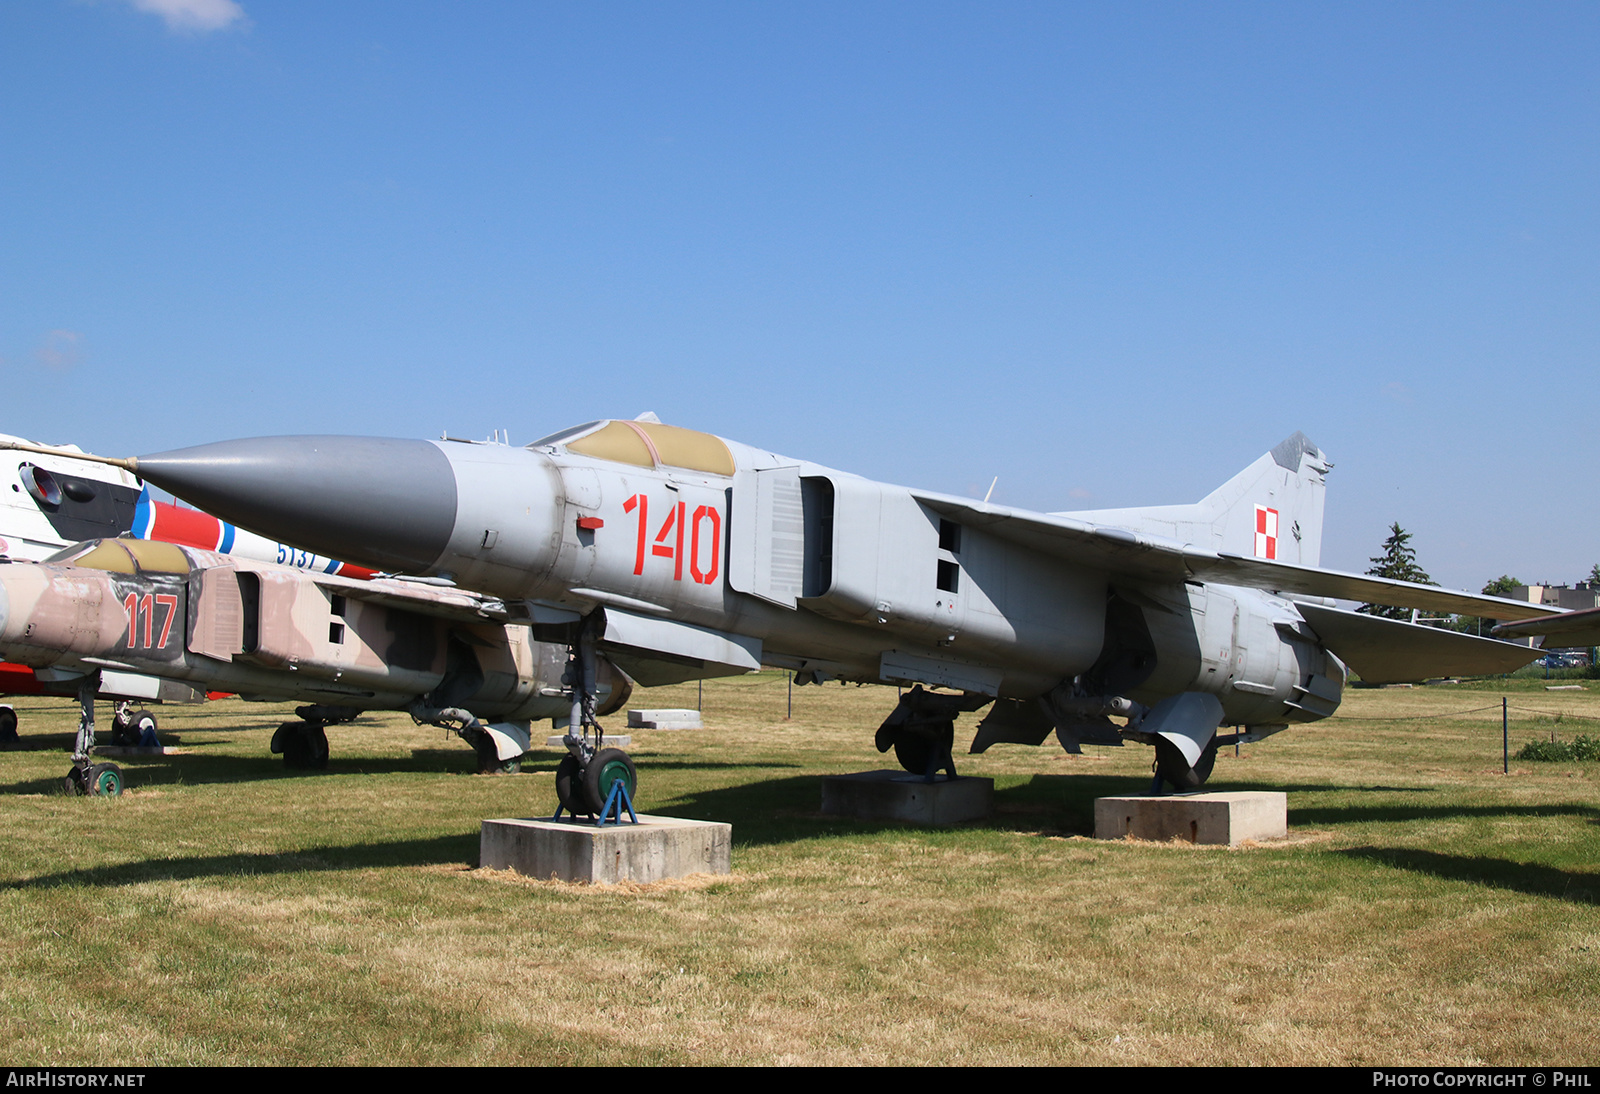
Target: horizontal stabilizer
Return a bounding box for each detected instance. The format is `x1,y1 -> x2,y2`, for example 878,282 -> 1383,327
1494,606 -> 1600,648
1296,603 -> 1540,684
1193,555 -> 1560,623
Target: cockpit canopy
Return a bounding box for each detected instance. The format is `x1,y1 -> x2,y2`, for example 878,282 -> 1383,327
44,538 -> 191,575
529,419 -> 735,477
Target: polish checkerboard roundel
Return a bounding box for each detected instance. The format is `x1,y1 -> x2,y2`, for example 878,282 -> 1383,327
1254,505 -> 1278,560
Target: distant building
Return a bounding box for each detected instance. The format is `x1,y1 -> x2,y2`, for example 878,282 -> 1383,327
1509,583 -> 1600,657
1513,582 -> 1600,611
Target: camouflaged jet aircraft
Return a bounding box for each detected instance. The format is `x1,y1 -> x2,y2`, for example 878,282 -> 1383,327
0,432 -> 391,745
0,433 -> 202,742
0,536 -> 630,797
0,422 -> 1565,798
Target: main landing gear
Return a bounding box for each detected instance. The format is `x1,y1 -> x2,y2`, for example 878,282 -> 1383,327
110,702 -> 158,747
875,685 -> 992,783
1151,735 -> 1218,793
552,618 -> 638,822
269,705 -> 363,770
62,675 -> 122,798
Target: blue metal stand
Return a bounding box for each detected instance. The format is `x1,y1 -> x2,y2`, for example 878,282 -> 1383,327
595,779 -> 639,827
551,779 -> 640,826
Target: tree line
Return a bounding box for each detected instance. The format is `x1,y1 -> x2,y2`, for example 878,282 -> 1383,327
1358,522 -> 1600,636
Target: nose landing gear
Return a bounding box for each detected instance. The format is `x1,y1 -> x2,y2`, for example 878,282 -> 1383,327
553,617 -> 639,824
63,675 -> 124,797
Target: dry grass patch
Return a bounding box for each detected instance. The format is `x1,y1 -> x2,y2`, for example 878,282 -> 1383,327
0,679 -> 1595,1064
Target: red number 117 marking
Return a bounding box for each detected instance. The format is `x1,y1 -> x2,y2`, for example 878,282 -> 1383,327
622,494 -> 720,585
123,592 -> 178,650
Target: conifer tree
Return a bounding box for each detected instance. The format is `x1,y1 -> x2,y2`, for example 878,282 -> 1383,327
1359,523 -> 1435,620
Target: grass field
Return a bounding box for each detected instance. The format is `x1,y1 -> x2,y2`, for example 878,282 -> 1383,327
0,673 -> 1596,1066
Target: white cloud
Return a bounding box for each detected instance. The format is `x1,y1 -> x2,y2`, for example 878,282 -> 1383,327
128,0 -> 246,34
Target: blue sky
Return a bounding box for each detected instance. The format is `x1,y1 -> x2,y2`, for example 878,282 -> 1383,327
2,2 -> 1596,590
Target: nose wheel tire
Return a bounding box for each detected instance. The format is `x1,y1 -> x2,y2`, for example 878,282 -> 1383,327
63,762 -> 123,797
581,748 -> 637,816
554,755 -> 587,816
556,749 -> 637,817
90,763 -> 124,797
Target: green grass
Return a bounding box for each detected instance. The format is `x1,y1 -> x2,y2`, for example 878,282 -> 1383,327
0,675 -> 1596,1065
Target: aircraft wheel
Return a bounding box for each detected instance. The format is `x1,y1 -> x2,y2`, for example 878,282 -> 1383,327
891,733 -> 933,776
129,710 -> 158,747
554,755 -> 587,816
580,748 -> 636,816
463,727 -> 520,775
1154,736 -> 1217,791
89,763 -> 124,797
278,721 -> 329,770
0,706 -> 17,743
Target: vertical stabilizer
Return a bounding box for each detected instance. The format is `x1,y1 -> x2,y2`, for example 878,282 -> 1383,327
1196,433 -> 1330,568
1056,433 -> 1331,567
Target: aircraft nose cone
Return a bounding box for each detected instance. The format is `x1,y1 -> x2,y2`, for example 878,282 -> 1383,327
134,436 -> 459,573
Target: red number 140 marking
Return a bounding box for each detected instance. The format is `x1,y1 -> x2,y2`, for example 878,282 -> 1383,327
622,494 -> 720,585
123,592 -> 178,650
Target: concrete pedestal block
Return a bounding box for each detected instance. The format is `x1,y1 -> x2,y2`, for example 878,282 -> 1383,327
627,708 -> 703,730
1094,791 -> 1287,846
480,814 -> 731,884
543,734 -> 632,748
820,770 -> 994,825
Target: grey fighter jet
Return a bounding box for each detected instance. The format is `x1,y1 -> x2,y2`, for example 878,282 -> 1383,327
3,423 -> 1561,795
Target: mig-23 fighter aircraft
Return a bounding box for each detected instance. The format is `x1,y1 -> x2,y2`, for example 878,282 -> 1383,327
0,433 -> 207,742
0,432 -> 392,744
2,422 -> 1564,797
0,535 -> 631,797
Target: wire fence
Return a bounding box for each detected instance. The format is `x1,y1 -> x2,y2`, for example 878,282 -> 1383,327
1351,702 -> 1600,725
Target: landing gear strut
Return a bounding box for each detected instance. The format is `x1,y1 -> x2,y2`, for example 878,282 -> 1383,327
63,675 -> 122,797
553,617 -> 637,821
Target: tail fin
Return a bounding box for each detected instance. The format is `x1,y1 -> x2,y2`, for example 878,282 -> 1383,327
1056,433 -> 1331,567
1196,433 -> 1330,567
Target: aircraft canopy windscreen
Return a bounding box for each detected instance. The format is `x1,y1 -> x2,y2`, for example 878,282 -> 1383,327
44,538 -> 192,575
558,420 -> 735,476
